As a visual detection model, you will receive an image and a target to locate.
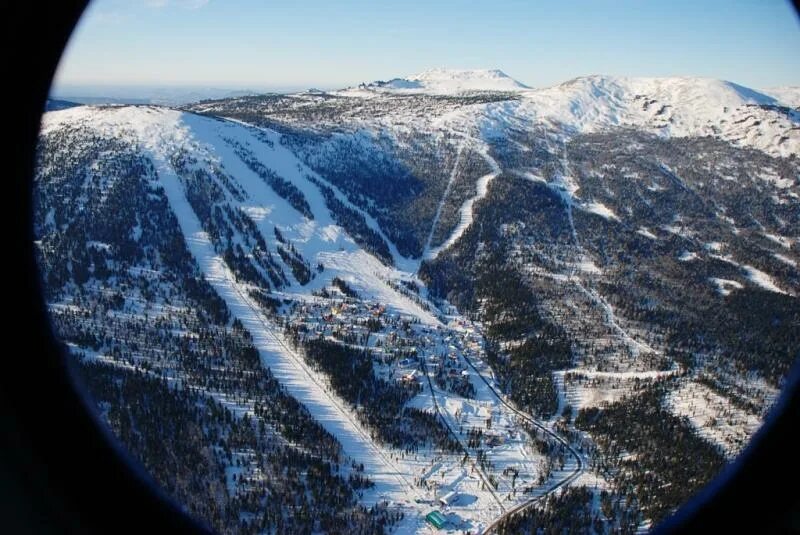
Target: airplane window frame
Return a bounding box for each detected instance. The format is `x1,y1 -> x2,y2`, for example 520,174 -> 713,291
3,1 -> 798,533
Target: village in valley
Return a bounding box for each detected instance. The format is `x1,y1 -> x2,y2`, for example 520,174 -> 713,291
267,276 -> 582,533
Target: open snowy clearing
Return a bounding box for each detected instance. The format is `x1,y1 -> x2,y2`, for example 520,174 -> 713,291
665,380 -> 764,458
557,369 -> 676,412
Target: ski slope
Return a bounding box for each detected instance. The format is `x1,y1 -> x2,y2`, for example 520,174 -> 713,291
41,105 -> 595,533
425,150 -> 501,260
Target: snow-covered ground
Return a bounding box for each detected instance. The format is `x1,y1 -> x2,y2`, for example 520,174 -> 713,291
665,380 -> 764,458
558,369 -> 676,412
40,67 -> 797,529
742,265 -> 787,295
42,105 -> 589,533
580,201 -> 620,222
710,278 -> 744,296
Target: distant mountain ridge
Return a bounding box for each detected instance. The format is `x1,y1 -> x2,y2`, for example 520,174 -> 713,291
483,75 -> 799,158
44,98 -> 81,111
356,67 -> 530,93
194,71 -> 799,158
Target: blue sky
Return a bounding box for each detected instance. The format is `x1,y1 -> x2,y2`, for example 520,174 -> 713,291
54,0 -> 800,91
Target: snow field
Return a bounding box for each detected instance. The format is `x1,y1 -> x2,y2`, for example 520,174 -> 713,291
665,380 -> 764,458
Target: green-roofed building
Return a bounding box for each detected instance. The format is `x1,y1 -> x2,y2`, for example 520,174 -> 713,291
426,510 -> 447,530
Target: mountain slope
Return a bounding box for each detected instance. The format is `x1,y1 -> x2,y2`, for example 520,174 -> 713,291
471,75 -> 799,158
34,111 -> 398,532
37,71 -> 800,533
37,104 -> 578,534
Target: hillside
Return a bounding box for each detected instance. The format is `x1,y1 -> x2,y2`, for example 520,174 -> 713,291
36,71 -> 799,533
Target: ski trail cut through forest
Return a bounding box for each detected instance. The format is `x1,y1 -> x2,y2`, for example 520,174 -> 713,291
154,151 -> 423,507
425,149 -> 501,260
422,141 -> 465,259
544,137 -> 658,359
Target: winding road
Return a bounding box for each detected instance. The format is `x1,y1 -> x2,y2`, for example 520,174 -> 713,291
458,349 -> 585,534
420,360 -> 507,513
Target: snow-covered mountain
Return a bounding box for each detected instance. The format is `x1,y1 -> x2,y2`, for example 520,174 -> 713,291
198,73 -> 799,158
36,103 -> 570,533
493,75 -> 798,157
354,68 -> 530,94
40,105 -> 426,313
35,70 -> 799,534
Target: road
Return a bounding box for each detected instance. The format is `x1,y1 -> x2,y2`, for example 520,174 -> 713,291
458,349 -> 585,534
420,360 -> 507,513
227,267 -> 584,534
235,268 -> 584,534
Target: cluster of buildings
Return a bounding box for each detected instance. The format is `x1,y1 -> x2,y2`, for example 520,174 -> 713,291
282,291 -> 488,397
278,286 -> 545,533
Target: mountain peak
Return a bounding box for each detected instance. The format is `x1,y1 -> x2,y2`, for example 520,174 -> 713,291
410,67 -> 511,81
355,68 -> 530,94
554,74 -> 777,105
408,68 -> 530,91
